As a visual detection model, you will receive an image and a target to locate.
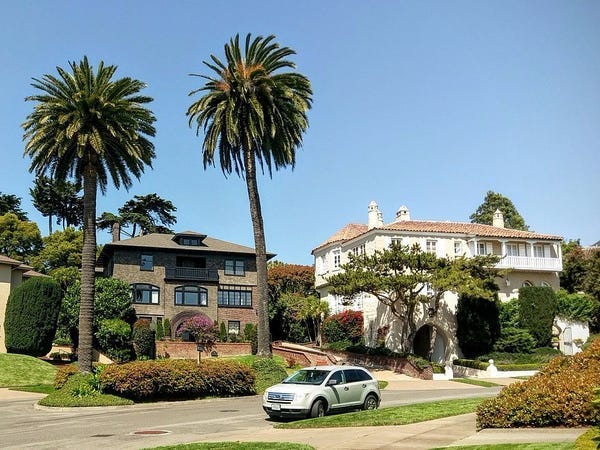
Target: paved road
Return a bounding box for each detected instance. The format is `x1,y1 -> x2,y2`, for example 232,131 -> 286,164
0,385 -> 502,449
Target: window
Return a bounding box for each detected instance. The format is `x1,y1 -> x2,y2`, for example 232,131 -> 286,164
426,240 -> 437,254
140,254 -> 154,271
478,242 -> 493,255
540,281 -> 551,287
180,237 -> 201,246
176,256 -> 206,268
228,320 -> 241,335
391,237 -> 403,247
506,244 -> 519,256
533,245 -> 545,258
131,284 -> 160,304
174,285 -> 207,306
522,280 -> 533,287
225,260 -> 245,276
454,241 -> 462,255
218,285 -> 252,307
333,249 -> 341,269
352,243 -> 365,256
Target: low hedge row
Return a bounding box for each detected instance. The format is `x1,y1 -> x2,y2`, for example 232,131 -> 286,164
477,339 -> 600,428
454,359 -> 541,372
99,359 -> 255,400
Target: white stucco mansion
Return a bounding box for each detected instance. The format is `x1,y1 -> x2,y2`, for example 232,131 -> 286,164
312,201 -> 564,363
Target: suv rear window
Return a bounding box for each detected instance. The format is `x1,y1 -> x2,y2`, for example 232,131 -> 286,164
344,369 -> 372,382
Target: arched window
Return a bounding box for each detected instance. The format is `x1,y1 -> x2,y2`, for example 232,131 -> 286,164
175,285 -> 208,306
540,281 -> 551,287
131,283 -> 160,304
522,280 -> 533,287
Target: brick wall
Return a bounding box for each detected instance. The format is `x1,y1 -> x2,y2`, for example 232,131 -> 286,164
156,341 -> 251,359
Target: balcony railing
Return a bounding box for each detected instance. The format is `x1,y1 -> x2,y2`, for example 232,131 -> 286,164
165,267 -> 219,281
495,256 -> 562,271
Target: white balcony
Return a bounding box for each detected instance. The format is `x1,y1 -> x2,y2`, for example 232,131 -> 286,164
495,255 -> 562,272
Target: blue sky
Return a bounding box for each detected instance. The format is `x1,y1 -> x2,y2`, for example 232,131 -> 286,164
1,1 -> 598,264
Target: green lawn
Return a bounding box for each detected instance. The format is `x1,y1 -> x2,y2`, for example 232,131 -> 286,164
0,353 -> 57,387
431,444 -> 573,450
450,378 -> 502,387
275,397 -> 486,429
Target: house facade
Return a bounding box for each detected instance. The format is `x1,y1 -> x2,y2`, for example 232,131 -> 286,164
0,255 -> 40,352
98,231 -> 271,339
312,201 -> 563,363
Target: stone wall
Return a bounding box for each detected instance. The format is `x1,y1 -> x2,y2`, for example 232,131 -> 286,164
326,350 -> 433,379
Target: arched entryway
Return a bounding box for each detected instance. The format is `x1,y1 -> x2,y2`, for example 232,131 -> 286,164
412,324 -> 447,363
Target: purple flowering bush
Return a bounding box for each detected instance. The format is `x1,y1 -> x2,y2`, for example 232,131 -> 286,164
176,314 -> 217,347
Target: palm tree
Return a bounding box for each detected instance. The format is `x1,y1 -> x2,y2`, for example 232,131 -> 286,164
23,57 -> 156,372
187,34 -> 312,356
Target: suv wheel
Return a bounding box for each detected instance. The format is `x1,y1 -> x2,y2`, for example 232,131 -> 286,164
309,399 -> 325,418
363,394 -> 378,410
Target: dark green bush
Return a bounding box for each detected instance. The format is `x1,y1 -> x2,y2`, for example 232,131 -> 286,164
518,286 -> 557,347
556,289 -> 599,322
163,318 -> 171,338
95,318 -> 134,362
252,357 -> 288,394
322,310 -> 363,344
456,295 -> 501,358
478,347 -> 560,365
100,359 -> 255,400
219,322 -> 227,342
477,338 -> 600,428
453,359 -> 489,370
4,277 -> 62,356
243,323 -> 257,354
132,320 -> 155,360
493,327 -> 535,353
155,319 -> 164,341
498,298 -> 520,329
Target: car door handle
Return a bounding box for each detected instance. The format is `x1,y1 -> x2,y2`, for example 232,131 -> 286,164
362,384 -> 367,388
344,387 -> 349,391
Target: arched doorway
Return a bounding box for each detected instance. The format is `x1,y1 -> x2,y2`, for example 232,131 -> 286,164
413,324 -> 446,363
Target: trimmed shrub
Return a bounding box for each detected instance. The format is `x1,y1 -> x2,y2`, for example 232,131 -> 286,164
477,338 -> 600,428
518,286 -> 557,347
4,277 -> 62,356
100,359 -> 255,400
456,295 -> 501,358
322,310 -> 363,344
96,318 -> 134,362
243,323 -> 257,354
219,321 -> 227,342
252,357 -> 288,394
163,318 -> 171,338
155,319 -> 164,341
133,320 -> 155,360
54,364 -> 79,389
498,298 -> 520,329
556,289 -> 599,322
493,327 -> 535,354
478,347 -> 560,365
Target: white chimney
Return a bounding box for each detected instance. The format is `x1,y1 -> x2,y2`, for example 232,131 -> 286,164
493,209 -> 504,228
396,205 -> 410,222
367,201 -> 382,229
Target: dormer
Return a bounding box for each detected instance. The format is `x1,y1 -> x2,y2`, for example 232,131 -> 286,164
172,231 -> 207,247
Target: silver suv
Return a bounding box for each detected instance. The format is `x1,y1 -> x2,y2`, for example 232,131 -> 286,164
262,365 -> 381,419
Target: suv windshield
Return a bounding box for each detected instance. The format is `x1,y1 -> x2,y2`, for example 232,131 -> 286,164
283,369 -> 330,385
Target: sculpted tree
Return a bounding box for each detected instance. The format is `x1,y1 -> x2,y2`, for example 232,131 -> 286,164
470,191 -> 528,230
327,243 -> 499,354
187,34 -> 312,356
23,57 -> 156,372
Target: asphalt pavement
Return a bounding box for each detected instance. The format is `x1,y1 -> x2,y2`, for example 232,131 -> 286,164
0,372 -> 588,449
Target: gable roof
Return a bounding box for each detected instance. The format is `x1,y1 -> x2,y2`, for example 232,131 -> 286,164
0,254 -> 35,274
313,220 -> 562,254
98,231 -> 275,263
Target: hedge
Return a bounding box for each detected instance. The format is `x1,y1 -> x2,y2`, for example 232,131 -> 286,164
477,338 -> 600,428
99,359 -> 255,400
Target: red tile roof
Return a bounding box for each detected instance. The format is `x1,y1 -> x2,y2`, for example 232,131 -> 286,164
313,220 -> 561,253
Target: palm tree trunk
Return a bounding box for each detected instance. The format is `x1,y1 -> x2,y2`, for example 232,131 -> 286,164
78,165 -> 97,373
244,148 -> 271,357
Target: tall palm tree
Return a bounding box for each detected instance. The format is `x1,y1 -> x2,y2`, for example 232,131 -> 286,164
187,34 -> 312,356
23,57 -> 156,372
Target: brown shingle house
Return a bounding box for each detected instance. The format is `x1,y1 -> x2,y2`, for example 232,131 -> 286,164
97,231 -> 273,338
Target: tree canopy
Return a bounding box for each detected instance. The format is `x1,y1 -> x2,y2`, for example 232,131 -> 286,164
0,213 -> 42,262
327,243 -> 499,352
30,176 -> 83,234
0,193 -> 28,221
470,191 -> 528,230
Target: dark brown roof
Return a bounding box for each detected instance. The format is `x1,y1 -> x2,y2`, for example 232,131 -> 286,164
313,220 -> 562,253
98,232 -> 275,262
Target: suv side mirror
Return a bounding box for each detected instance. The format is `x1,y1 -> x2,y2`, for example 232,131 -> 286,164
326,379 -> 338,386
